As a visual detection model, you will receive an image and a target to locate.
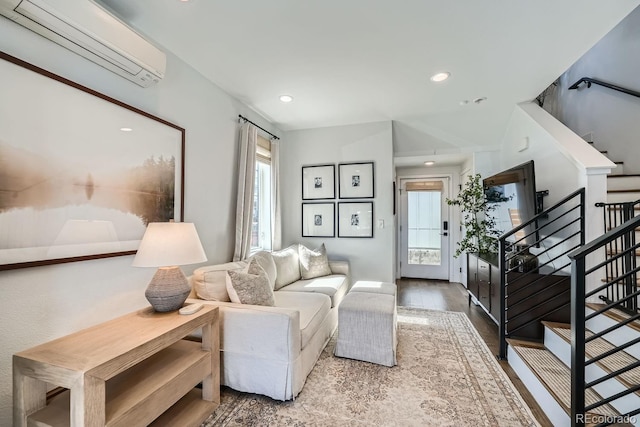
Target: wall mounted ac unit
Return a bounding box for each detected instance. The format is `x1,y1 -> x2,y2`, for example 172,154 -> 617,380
0,0 -> 166,87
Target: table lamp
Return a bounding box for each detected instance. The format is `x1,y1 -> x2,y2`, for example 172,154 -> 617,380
132,222 -> 207,312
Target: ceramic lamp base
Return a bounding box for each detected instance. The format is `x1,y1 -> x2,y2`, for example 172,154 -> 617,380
145,266 -> 191,312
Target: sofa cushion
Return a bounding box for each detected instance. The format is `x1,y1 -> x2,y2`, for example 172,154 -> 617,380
277,274 -> 348,308
250,251 -> 277,290
271,244 -> 301,290
191,261 -> 247,301
274,291 -> 331,349
226,259 -> 275,306
299,243 -> 332,280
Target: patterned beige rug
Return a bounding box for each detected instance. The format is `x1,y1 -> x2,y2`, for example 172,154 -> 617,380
202,308 -> 540,426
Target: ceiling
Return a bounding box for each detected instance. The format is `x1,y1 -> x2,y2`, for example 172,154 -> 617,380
100,0 -> 639,165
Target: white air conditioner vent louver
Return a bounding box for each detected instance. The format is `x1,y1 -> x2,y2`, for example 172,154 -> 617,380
0,0 -> 166,87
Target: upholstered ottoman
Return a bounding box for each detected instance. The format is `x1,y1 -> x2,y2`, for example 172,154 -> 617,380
335,281 -> 397,367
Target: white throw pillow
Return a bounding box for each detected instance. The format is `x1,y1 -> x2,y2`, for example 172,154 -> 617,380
299,243 -> 332,279
191,261 -> 247,301
271,244 -> 301,290
226,259 -> 275,306
250,251 -> 277,290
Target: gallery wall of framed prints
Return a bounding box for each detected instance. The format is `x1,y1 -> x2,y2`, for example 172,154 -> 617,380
302,164 -> 335,200
338,162 -> 374,199
301,161 -> 375,239
337,201 -> 373,238
302,203 -> 335,237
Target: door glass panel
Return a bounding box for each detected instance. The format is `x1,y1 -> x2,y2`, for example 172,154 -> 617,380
407,190 -> 441,265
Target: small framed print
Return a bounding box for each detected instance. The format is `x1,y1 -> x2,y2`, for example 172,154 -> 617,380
302,203 -> 335,237
338,202 -> 373,238
339,162 -> 374,199
302,164 -> 335,200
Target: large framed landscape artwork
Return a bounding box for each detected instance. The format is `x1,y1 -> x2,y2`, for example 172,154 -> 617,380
0,52 -> 185,270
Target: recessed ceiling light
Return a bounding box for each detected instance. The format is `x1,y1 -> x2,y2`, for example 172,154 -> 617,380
430,72 -> 450,83
424,161 -> 436,166
279,95 -> 293,103
120,127 -> 133,132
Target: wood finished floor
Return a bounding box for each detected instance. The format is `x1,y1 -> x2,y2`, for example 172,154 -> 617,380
397,278 -> 552,427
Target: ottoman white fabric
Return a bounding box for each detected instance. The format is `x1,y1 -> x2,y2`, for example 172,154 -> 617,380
335,281 -> 397,367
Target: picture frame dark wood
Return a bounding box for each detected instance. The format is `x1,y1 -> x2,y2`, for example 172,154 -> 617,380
338,162 -> 374,199
302,203 -> 335,237
338,201 -> 374,238
302,164 -> 335,200
0,51 -> 185,271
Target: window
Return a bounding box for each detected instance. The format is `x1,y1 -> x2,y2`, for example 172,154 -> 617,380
251,136 -> 272,251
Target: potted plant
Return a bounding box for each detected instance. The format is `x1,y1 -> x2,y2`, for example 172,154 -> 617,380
446,173 -> 501,257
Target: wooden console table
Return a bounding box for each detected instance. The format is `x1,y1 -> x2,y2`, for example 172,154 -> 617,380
13,305 -> 219,427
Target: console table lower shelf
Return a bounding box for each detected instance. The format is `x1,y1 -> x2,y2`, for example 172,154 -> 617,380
13,305 -> 219,427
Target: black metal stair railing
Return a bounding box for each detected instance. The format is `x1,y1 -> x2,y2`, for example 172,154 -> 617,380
569,77 -> 640,100
595,200 -> 640,314
498,188 -> 585,359
568,214 -> 640,427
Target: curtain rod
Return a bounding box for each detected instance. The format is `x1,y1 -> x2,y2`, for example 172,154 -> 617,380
238,114 -> 280,140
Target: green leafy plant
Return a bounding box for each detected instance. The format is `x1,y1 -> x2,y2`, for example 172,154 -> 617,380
446,174 -> 501,257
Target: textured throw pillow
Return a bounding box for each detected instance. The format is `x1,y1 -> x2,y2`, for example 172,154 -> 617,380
226,259 -> 275,306
250,251 -> 277,290
299,243 -> 332,279
271,244 -> 301,290
191,261 -> 247,301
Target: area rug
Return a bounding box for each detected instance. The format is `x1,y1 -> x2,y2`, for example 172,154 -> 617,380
202,308 -> 540,426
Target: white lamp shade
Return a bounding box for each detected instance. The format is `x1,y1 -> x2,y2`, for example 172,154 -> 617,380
132,222 -> 207,267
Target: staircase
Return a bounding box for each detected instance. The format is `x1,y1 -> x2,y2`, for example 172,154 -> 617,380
508,315 -> 640,426
498,189 -> 640,426
586,139 -> 640,205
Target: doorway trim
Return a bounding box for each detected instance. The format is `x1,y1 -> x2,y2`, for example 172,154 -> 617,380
395,172 -> 457,281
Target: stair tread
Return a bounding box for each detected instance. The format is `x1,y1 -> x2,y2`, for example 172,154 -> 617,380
546,325 -> 640,389
607,189 -> 640,193
609,174 -> 640,178
586,303 -> 640,333
541,320 -> 570,330
509,344 -> 620,417
605,206 -> 640,211
601,277 -> 640,285
506,337 -> 545,349
605,227 -> 640,231
605,249 -> 640,256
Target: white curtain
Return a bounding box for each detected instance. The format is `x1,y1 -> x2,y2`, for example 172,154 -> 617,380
270,139 -> 282,250
233,122 -> 257,261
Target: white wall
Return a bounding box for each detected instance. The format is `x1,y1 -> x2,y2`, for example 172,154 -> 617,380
0,20 -> 278,424
492,103 -> 611,288
281,122 -> 395,283
544,5 -> 640,173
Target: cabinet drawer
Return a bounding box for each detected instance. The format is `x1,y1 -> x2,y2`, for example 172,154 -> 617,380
477,260 -> 490,283
478,282 -> 491,308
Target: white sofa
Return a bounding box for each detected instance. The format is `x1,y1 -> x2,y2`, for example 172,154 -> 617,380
186,245 -> 350,401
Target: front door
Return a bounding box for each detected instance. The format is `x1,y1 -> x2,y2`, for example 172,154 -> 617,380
399,178 -> 450,280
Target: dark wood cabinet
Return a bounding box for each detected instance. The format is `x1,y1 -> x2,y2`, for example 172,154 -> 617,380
466,252 -> 571,340
467,253 -> 499,324
467,253 -> 478,298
